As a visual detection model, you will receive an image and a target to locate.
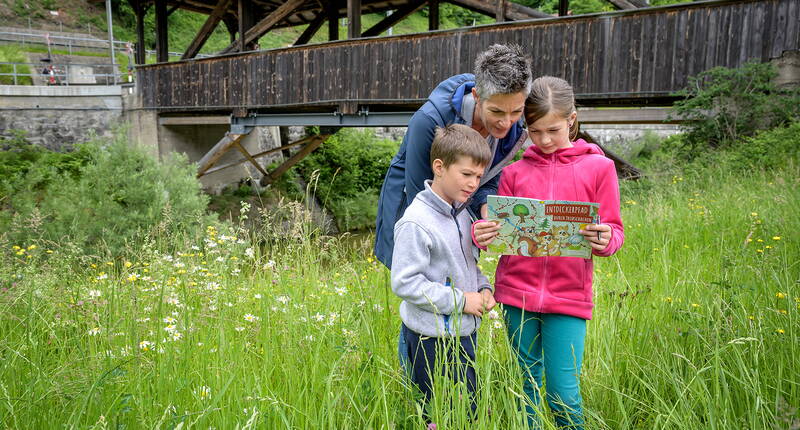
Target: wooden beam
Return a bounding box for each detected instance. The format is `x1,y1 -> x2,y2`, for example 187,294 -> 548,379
558,0 -> 569,16
326,0 -> 339,41
159,115 -> 230,125
182,0 -> 233,59
201,134 -> 319,176
347,0 -> 361,39
446,0 -> 550,20
606,0 -> 639,9
496,0 -> 505,22
577,130 -> 641,180
155,0 -> 169,62
233,141 -> 270,177
294,12 -> 325,45
197,132 -> 247,177
220,0 -> 304,54
362,0 -> 426,37
132,0 -> 147,64
428,0 -> 439,31
237,0 -> 256,52
577,107 -> 675,124
260,134 -> 331,186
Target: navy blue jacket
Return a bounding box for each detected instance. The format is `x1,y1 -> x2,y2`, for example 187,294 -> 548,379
374,73 -> 527,268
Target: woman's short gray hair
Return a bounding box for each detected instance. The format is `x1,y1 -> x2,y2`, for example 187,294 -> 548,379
474,44 -> 533,100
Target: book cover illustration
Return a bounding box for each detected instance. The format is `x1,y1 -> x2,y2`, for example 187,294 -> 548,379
486,195 -> 600,259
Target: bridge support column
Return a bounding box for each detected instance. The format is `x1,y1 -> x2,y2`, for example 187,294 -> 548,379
154,0 -> 168,62
347,0 -> 361,39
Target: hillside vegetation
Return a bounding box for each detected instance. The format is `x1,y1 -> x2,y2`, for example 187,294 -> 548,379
2,0 -> 686,58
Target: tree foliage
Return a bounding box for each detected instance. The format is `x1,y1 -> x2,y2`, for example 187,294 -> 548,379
673,61 -> 800,153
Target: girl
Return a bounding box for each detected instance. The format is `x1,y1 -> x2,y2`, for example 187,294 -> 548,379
474,76 -> 624,429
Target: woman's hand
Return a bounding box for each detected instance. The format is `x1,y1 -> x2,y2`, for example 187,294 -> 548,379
579,224 -> 612,251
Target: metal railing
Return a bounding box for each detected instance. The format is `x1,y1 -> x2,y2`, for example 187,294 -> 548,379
0,30 -> 211,59
0,61 -> 132,86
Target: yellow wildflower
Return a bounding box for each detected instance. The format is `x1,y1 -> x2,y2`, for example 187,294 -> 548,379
775,329 -> 785,335
772,236 -> 781,241
776,292 -> 786,299
27,245 -> 36,250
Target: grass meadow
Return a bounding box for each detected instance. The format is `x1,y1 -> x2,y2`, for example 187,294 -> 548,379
1,163 -> 798,429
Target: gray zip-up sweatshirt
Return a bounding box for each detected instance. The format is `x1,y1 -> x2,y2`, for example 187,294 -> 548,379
391,180 -> 492,337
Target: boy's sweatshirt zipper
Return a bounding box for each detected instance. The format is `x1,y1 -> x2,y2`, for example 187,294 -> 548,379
452,207 -> 479,331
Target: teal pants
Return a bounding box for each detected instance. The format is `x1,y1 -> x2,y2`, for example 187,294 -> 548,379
504,305 -> 587,429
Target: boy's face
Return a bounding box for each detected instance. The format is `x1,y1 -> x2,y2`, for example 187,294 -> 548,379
431,156 -> 486,205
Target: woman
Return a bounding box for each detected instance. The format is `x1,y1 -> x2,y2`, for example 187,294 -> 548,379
374,44 -> 533,268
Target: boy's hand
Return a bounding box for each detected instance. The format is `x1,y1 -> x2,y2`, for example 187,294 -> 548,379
579,223 -> 612,251
480,289 -> 496,312
473,220 -> 500,248
463,292 -> 484,317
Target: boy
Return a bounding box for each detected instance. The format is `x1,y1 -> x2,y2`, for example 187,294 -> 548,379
391,124 -> 497,421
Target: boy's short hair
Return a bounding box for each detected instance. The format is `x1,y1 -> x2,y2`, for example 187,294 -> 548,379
430,124 -> 492,168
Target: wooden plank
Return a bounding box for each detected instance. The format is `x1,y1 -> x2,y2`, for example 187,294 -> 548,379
221,0 -> 305,54
362,0 -> 427,37
183,0 -> 232,59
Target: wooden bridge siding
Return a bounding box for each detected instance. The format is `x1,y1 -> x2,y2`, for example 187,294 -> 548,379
138,0 -> 800,110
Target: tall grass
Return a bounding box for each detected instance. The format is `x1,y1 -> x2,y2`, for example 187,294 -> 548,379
0,161 -> 797,428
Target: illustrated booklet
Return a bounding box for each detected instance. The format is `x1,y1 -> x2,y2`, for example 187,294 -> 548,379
486,195 -> 600,259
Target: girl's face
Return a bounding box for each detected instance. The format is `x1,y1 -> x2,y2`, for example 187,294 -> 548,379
527,110 -> 577,154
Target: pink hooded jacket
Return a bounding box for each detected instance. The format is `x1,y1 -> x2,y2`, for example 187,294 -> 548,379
493,139 -> 624,320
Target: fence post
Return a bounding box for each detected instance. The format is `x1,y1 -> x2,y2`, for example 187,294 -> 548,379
13,64 -> 17,85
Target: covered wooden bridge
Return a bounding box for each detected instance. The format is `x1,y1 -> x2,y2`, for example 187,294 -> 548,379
127,0 -> 800,182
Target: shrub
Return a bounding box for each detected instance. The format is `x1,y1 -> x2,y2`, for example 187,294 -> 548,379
727,121 -> 800,170
673,61 -> 800,154
295,128 -> 399,231
1,128 -> 211,256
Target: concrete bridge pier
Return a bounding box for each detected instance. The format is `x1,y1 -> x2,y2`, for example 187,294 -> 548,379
123,91 -> 283,194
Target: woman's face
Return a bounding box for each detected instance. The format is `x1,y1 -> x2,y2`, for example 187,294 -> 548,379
527,110 -> 576,154
475,91 -> 527,139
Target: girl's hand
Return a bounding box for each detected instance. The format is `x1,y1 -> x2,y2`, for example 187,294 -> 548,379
472,220 -> 500,248
579,223 -> 612,251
